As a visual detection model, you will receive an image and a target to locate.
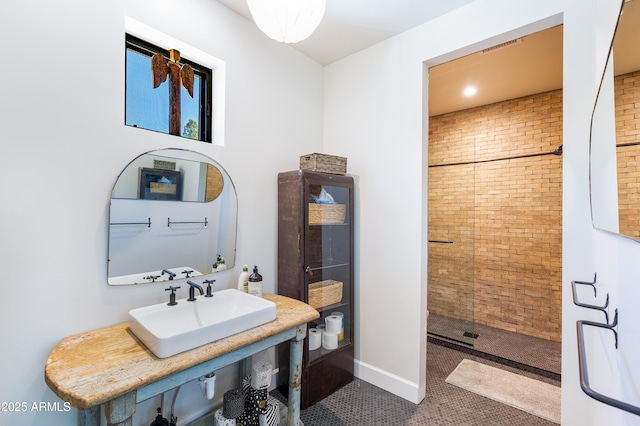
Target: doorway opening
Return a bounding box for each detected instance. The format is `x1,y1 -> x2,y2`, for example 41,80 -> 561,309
426,25 -> 563,376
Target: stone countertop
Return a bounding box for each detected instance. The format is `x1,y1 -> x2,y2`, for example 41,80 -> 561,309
44,293 -> 319,410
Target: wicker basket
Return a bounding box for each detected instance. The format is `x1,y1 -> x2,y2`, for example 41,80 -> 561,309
150,182 -> 177,194
308,203 -> 346,225
153,159 -> 176,170
308,280 -> 343,309
300,153 -> 347,175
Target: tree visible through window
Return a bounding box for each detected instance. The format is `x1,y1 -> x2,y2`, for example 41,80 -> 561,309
125,35 -> 212,142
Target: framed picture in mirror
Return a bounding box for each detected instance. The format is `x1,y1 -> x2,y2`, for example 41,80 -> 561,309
138,168 -> 182,201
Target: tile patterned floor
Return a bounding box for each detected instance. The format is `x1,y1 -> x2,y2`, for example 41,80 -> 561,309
281,339 -> 561,426
427,313 -> 561,376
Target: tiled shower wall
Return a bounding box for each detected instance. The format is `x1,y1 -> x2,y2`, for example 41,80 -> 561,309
616,71 -> 640,239
428,89 -> 563,342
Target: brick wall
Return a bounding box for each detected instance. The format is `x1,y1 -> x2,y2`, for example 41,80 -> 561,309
428,89 -> 563,342
616,71 -> 640,239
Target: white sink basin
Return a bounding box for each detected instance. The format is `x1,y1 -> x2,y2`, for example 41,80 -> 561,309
128,289 -> 276,358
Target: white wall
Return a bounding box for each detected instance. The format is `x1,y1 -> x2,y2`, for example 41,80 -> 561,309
324,0 -> 640,423
580,1 -> 640,424
0,0 -> 322,424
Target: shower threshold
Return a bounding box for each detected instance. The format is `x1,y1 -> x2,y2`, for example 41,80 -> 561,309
427,313 -> 561,379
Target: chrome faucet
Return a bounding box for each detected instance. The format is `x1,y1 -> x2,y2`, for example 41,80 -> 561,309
186,280 -> 204,301
161,269 -> 176,280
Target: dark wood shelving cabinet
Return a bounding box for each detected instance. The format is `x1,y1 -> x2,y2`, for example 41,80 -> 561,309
276,170 -> 354,408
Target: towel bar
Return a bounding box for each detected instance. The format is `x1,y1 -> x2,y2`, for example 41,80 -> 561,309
110,217 -> 151,228
572,273 -> 610,323
167,217 -> 208,227
576,310 -> 640,416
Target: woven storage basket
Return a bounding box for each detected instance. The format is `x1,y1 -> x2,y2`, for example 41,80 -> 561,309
308,203 -> 346,225
300,153 -> 347,174
153,159 -> 176,170
308,280 -> 343,309
149,182 -> 177,194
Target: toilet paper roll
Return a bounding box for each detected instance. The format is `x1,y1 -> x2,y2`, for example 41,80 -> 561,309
325,315 -> 342,335
331,311 -> 344,341
316,324 -> 326,333
238,387 -> 268,426
259,397 -> 281,426
223,388 -> 245,419
242,375 -> 251,395
214,408 -> 237,426
251,361 -> 273,390
308,328 -> 322,350
322,332 -> 338,350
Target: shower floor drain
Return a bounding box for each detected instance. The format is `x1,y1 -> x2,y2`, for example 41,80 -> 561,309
463,331 -> 479,339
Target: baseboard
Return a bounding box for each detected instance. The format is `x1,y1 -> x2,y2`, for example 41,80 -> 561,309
354,359 -> 424,404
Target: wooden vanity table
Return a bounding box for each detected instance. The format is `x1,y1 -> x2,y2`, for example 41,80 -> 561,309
45,294 -> 319,426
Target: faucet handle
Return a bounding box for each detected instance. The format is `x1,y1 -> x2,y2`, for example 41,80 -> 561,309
144,274 -> 160,282
203,279 -> 216,297
165,286 -> 181,306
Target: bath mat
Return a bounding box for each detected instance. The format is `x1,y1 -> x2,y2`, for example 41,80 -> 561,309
445,359 -> 560,424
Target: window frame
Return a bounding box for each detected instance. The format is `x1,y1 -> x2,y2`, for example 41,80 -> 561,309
125,33 -> 213,143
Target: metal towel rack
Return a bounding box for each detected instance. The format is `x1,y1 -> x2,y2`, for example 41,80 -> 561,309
167,217 -> 208,227
110,217 -> 151,228
428,240 -> 454,244
572,273 -> 610,323
573,273 -> 640,416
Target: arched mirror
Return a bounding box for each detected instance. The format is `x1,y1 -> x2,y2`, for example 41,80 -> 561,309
108,148 -> 237,285
590,0 -> 640,240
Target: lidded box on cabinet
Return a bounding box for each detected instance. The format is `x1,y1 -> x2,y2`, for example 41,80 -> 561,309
300,153 -> 347,175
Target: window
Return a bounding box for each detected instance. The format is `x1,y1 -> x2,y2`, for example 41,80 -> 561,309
125,34 -> 212,142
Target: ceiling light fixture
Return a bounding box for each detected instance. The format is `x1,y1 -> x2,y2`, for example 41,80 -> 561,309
247,0 -> 326,44
463,86 -> 477,97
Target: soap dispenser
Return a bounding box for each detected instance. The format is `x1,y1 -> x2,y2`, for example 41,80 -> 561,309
238,265 -> 250,292
212,254 -> 221,272
248,266 -> 263,297
217,256 -> 227,271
